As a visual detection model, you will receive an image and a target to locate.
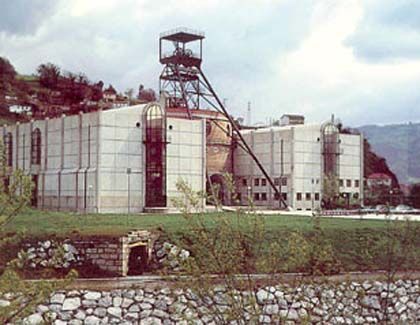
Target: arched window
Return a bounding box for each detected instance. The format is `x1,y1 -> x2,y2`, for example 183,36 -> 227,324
144,104 -> 167,207
321,123 -> 339,176
4,132 -> 13,167
31,128 -> 41,164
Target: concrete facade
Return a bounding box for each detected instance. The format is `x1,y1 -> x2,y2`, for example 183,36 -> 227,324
1,104 -> 363,212
0,103 -> 206,213
234,122 -> 364,210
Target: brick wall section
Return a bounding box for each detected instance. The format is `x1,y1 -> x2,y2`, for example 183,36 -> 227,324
72,237 -> 124,275
72,230 -> 158,276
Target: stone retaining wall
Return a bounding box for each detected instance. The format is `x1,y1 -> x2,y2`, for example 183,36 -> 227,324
5,278 -> 419,324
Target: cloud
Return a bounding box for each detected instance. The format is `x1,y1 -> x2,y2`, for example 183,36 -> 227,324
0,0 -> 420,126
346,0 -> 420,62
0,0 -> 60,35
258,0 -> 420,126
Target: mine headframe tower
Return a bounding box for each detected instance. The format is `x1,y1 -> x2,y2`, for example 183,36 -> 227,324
159,28 -> 287,209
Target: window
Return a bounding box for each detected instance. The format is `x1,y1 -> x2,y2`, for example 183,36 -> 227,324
274,177 -> 280,186
242,178 -> 247,187
261,178 -> 267,186
254,178 -> 260,186
339,179 -> 344,187
4,132 -> 13,167
296,192 -> 302,201
353,192 -> 359,199
346,179 -> 352,187
31,128 -> 41,165
282,193 -> 287,201
274,192 -> 280,200
281,177 -> 287,186
355,180 -> 360,188
254,193 -> 260,201
306,193 -> 311,201
261,193 -> 267,201
315,193 -> 320,201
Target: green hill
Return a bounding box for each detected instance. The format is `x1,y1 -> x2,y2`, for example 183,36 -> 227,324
358,123 -> 420,184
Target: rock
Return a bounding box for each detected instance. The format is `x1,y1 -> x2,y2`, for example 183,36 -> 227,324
112,296 -> 122,307
68,320 -> 83,325
407,301 -> 417,310
42,240 -> 52,249
362,281 -> 372,291
107,306 -> 122,318
140,302 -> 153,310
84,315 -> 100,325
152,309 -> 169,319
395,301 -> 407,314
49,304 -> 63,313
179,250 -> 190,260
361,296 -> 381,310
128,304 -> 140,312
74,310 -> 86,320
51,293 -> 66,305
279,308 -> 299,320
84,291 -> 102,301
399,295 -> 409,304
277,298 -> 288,309
0,299 -> 11,307
142,317 -> 162,325
54,320 -> 67,325
263,304 -> 279,315
155,299 -> 168,311
126,312 -> 139,320
98,296 -> 112,307
140,310 -> 152,319
82,299 -> 97,308
36,304 -> 50,314
259,315 -> 271,323
123,290 -> 136,299
121,297 -> 134,308
24,313 -> 44,325
57,310 -> 73,321
62,297 -> 81,311
256,289 -> 275,304
298,308 -> 308,319
93,307 -> 107,317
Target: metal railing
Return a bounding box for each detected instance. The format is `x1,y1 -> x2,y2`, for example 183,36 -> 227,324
160,27 -> 205,38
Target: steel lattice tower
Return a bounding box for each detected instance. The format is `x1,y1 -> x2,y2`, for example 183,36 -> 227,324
159,28 -> 288,208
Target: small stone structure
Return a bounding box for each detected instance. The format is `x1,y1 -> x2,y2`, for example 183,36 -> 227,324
72,230 -> 158,276
4,279 -> 418,324
17,230 -> 158,277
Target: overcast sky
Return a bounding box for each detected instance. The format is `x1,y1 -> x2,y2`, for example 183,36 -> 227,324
1,0 -> 420,126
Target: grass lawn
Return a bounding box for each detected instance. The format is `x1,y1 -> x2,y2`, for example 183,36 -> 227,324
2,209 -> 419,273
2,208 -> 401,237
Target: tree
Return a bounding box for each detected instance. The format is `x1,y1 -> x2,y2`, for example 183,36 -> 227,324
0,143 -> 76,323
0,57 -> 16,80
322,173 -> 339,209
409,183 -> 420,208
166,176 -> 343,323
138,84 -> 156,102
37,63 -> 60,89
0,57 -> 17,95
0,145 -> 33,228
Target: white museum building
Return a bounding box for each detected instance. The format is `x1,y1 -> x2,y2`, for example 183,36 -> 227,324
1,102 -> 364,213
